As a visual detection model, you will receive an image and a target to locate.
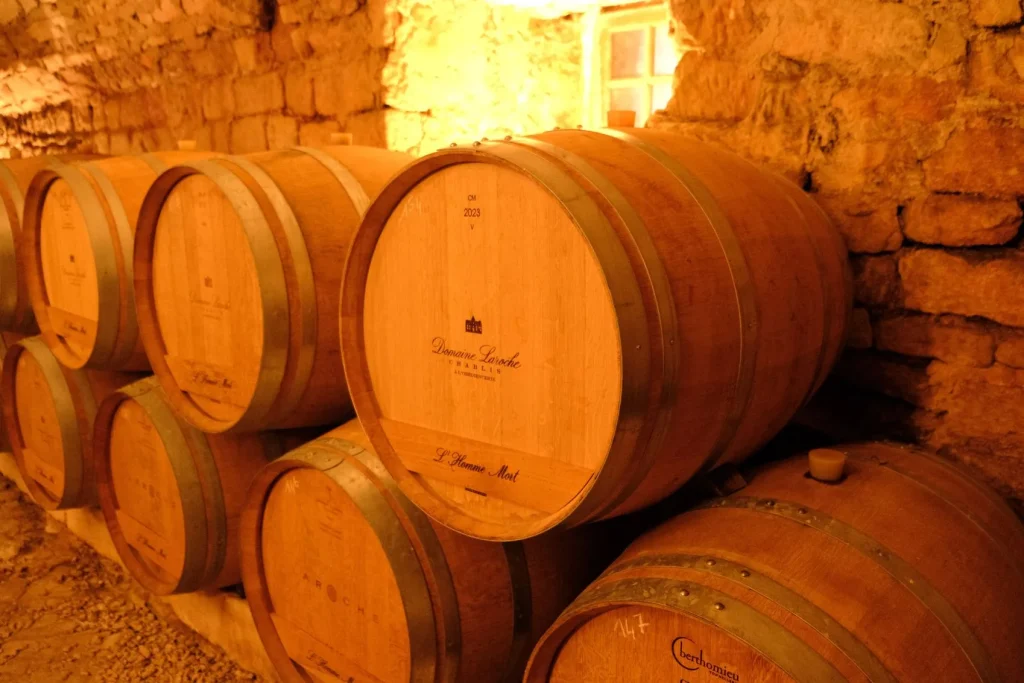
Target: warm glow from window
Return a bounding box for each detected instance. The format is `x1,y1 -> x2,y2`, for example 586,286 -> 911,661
583,4 -> 677,128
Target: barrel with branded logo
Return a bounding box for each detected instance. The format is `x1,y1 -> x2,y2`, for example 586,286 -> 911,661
1,336 -> 141,510
94,377 -> 306,595
133,146 -> 412,434
240,419 -> 614,683
22,152 -> 215,371
341,128 -> 852,540
525,442 -> 1024,683
0,156 -> 98,334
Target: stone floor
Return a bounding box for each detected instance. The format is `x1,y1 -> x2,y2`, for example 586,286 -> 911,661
0,476 -> 262,683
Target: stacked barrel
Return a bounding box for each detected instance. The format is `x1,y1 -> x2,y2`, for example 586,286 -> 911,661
0,125 -> 1019,683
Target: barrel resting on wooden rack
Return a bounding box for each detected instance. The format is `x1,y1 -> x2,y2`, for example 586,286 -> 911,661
0,155 -> 99,334
21,152 -> 215,371
94,377 -> 313,595
133,146 -> 412,434
340,128 -> 853,541
241,419 -> 619,683
524,442 -> 1024,683
1,336 -> 141,510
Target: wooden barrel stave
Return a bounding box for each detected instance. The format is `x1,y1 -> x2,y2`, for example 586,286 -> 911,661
525,443 -> 1024,683
94,377 -> 299,594
341,129 -> 851,540
23,152 -> 213,371
241,420 -> 614,683
134,146 -> 412,434
1,335 -> 140,509
0,156 -> 100,334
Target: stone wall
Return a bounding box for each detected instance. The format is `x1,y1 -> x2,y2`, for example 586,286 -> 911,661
0,0 -> 581,156
654,0 -> 1024,509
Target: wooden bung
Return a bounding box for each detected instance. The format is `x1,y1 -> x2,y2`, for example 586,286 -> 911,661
21,151 -> 216,371
525,442 -> 1024,683
1,336 -> 141,510
240,419 -> 617,683
133,145 -> 412,434
94,377 -> 309,595
340,128 -> 852,541
0,155 -> 100,334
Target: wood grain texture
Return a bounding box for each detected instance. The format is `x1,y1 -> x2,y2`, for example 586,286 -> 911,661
134,146 -> 411,434
21,152 -> 214,371
525,441 -> 1024,683
0,157 -> 100,334
94,377 -> 301,595
240,419 -> 614,683
341,129 -> 851,540
0,335 -> 140,510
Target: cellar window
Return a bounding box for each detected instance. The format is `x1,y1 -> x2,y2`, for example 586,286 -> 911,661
583,4 -> 678,128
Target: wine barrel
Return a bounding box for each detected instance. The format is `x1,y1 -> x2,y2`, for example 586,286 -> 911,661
525,442 -> 1024,683
240,419 -> 614,683
340,128 -> 852,540
134,146 -> 412,434
0,156 -> 98,333
1,336 -> 140,510
94,377 -> 307,595
22,152 -> 215,371
0,330 -> 25,450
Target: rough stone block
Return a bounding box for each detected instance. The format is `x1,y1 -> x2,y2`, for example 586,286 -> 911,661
202,78 -> 235,121
665,54 -> 758,122
903,194 -> 1021,246
924,127 -> 1024,197
92,131 -> 110,155
848,307 -> 873,349
774,0 -> 930,67
267,115 -> 298,149
233,72 -> 284,116
874,313 -> 994,367
104,99 -> 120,131
230,115 -> 268,153
996,331 -> 1024,368
852,254 -> 901,307
210,120 -> 230,152
109,130 -> 130,155
900,249 -> 1024,327
314,61 -> 378,116
969,0 -> 1022,26
284,65 -> 313,116
233,34 -> 274,74
297,120 -> 340,146
817,194 -> 902,253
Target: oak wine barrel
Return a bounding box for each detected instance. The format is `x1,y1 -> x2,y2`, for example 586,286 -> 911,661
94,377 -> 310,595
340,128 -> 852,540
1,336 -> 140,510
22,152 -> 214,371
240,419 -> 616,683
0,155 -> 98,333
134,145 -> 412,434
525,442 -> 1024,683
0,330 -> 24,450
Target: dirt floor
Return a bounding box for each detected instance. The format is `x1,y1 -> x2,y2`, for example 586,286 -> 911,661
0,476 -> 263,683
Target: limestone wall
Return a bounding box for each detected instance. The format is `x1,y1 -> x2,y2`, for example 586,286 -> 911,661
0,0 -> 582,156
654,0 -> 1024,509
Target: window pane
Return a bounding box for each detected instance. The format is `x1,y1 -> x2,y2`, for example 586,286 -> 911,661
609,87 -> 646,126
652,83 -> 673,112
610,29 -> 646,78
654,24 -> 678,76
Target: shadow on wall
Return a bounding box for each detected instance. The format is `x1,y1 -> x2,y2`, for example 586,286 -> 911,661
0,0 -> 585,157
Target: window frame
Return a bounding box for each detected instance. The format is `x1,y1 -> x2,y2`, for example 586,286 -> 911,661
582,3 -> 676,129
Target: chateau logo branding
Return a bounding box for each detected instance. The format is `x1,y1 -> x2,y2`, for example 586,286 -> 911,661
431,336 -> 522,383
672,637 -> 741,682
465,316 -> 482,334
